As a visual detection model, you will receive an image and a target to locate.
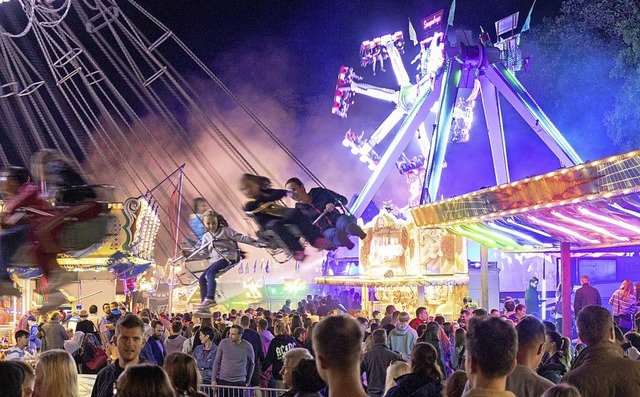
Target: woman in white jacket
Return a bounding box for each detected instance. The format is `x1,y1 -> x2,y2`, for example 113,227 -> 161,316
183,210 -> 266,315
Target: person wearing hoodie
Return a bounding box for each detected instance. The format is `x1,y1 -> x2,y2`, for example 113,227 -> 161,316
262,320 -> 297,389
384,342 -> 443,397
165,320 -> 187,355
387,312 -> 418,360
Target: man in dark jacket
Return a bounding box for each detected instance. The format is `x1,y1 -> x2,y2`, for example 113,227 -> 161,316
361,329 -> 403,397
561,305 -> 640,397
91,314 -> 147,397
240,315 -> 264,388
286,178 -> 366,249
573,275 -> 601,317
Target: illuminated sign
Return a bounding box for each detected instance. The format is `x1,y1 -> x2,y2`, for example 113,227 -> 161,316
422,10 -> 444,32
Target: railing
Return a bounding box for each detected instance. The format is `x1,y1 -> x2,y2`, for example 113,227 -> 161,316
198,385 -> 287,397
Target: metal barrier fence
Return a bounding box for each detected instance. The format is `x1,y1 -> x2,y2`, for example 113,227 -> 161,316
198,385 -> 287,397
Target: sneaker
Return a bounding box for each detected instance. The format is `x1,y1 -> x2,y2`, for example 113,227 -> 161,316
336,230 -> 355,250
0,278 -> 21,297
347,223 -> 367,240
312,237 -> 332,250
197,298 -> 217,309
293,251 -> 306,262
193,309 -> 212,318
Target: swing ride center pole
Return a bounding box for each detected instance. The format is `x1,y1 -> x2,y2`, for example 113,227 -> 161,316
168,169 -> 184,315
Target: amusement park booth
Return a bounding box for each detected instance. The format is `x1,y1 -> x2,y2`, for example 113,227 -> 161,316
316,211 -> 469,320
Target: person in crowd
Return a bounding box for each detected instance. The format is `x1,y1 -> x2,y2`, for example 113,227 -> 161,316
164,352 -> 208,397
6,329 -> 31,360
27,315 -> 41,351
91,314 -> 147,397
239,315 -> 263,389
380,305 -> 396,327
609,279 -> 637,333
38,311 -> 69,351
13,359 -> 36,397
462,316 -> 517,397
443,370 -> 468,397
408,307 -> 428,331
538,330 -> 570,383
0,361 -> 26,397
280,347 -> 314,396
241,174 -> 330,262
540,384 -> 582,397
361,329 -> 403,397
293,326 -> 307,347
87,304 -> 106,343
313,315 -> 368,397
573,275 -> 601,317
263,320 -> 297,388
285,177 -> 366,249
613,325 -> 640,359
182,324 -> 201,355
63,330 -> 85,360
383,360 -> 411,395
462,297 -> 478,311
384,342 -> 443,397
182,210 -> 267,314
451,328 -> 466,371
489,309 -> 499,317
33,349 -> 79,397
388,312 -> 418,360
282,299 -> 293,314
165,320 -> 187,355
187,197 -> 208,246
142,319 -> 166,366
316,299 -> 330,317
503,316 -> 554,397
624,331 -> 640,358
308,306 -> 320,323
525,277 -> 541,318
75,309 -> 93,335
503,300 -> 516,319
417,321 -> 447,377
289,358 -> 326,397
115,363 -> 176,397
192,326 -> 217,385
561,305 -> 640,396
212,325 -> 254,393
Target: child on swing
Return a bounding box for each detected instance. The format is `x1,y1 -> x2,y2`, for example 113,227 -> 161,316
240,173 -> 330,262
182,209 -> 266,314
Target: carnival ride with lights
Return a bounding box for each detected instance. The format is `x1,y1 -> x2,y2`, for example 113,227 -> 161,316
0,0 -> 330,312
332,11 -> 582,215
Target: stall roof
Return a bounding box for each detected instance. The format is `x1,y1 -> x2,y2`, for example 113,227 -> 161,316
411,150 -> 640,251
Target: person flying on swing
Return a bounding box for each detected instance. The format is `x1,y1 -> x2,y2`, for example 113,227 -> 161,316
240,174 -> 331,262
182,209 -> 267,315
285,178 -> 366,250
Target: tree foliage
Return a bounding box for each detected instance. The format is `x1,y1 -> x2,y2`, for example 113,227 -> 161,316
519,0 -> 640,152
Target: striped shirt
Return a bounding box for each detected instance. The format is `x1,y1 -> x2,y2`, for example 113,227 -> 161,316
609,290 -> 637,316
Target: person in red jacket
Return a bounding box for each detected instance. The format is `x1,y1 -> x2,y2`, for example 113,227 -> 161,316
409,307 -> 429,331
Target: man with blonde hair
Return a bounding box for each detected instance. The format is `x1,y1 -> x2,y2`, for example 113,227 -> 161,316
387,311 -> 418,360
313,315 -> 367,397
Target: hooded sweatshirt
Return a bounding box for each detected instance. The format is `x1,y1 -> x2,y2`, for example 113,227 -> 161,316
388,323 -> 418,360
165,334 -> 187,355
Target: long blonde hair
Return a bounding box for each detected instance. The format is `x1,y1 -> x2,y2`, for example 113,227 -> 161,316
34,349 -> 78,397
384,360 -> 410,394
620,279 -> 634,301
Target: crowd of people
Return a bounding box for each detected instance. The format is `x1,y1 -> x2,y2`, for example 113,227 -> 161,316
2,284 -> 640,397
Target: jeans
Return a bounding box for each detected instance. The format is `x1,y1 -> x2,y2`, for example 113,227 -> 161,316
264,208 -> 321,253
322,214 -> 357,246
0,225 -> 28,280
199,258 -> 232,300
216,378 -> 246,397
